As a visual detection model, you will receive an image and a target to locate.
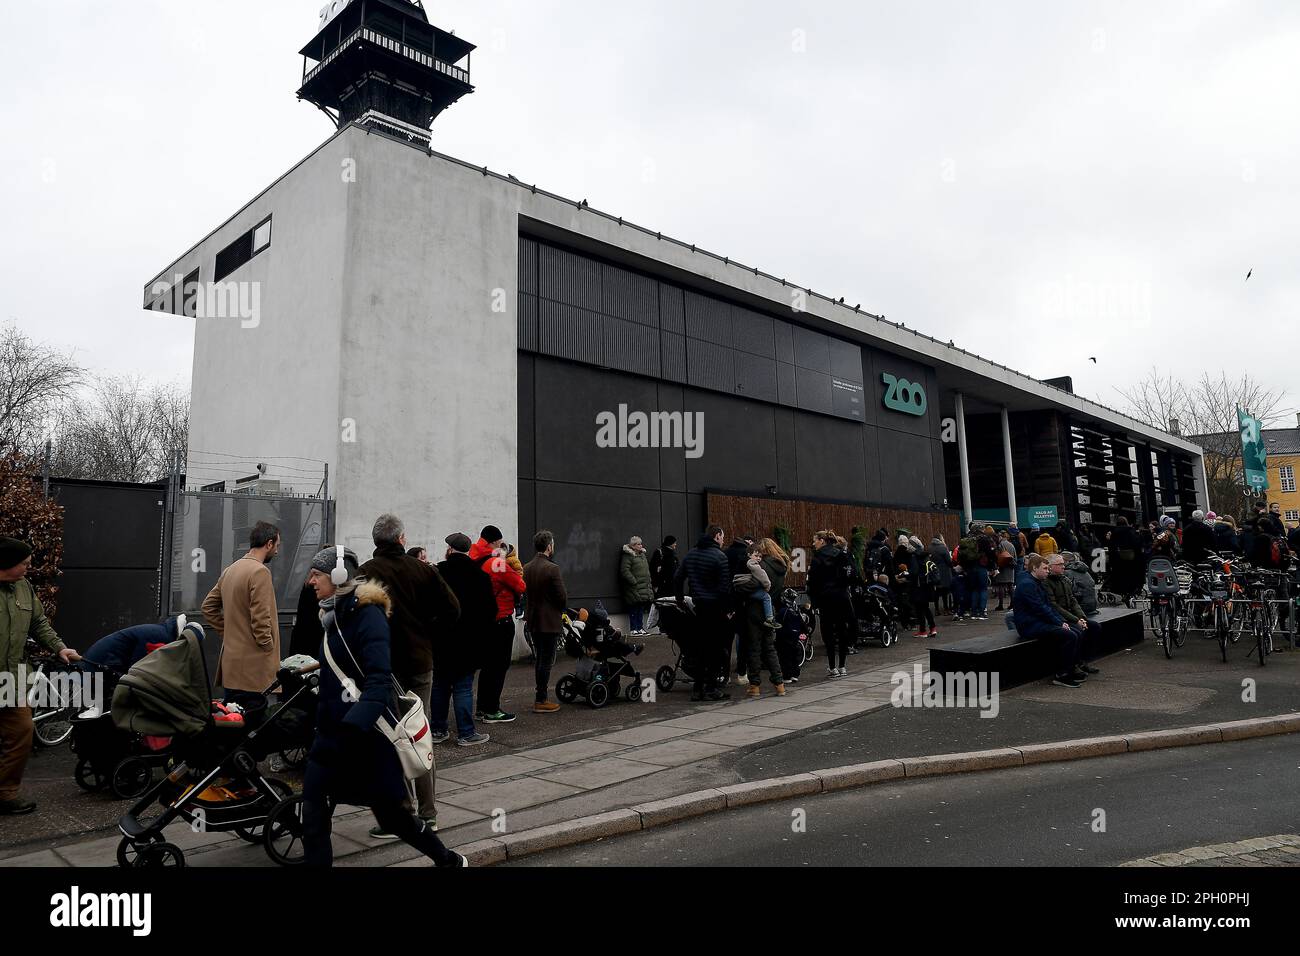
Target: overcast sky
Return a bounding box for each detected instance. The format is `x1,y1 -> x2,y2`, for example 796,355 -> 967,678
3,0 -> 1297,420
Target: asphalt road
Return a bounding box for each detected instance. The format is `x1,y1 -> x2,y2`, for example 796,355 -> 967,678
512,734 -> 1300,866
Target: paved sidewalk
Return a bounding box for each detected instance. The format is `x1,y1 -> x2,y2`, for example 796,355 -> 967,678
0,644 -> 928,867
1122,835 -> 1300,867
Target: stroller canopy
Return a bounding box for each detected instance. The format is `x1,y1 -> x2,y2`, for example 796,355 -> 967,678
112,627 -> 212,738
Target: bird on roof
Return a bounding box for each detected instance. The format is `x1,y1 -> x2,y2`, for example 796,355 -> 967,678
580,199 -> 589,208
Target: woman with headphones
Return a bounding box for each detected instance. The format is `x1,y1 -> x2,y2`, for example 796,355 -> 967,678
301,545 -> 467,868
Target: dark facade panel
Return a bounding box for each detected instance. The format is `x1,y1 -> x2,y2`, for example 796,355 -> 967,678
605,317 -> 662,379
660,492 -> 691,547
517,292 -> 539,353
534,481 -> 662,608
735,351 -> 779,405
686,339 -> 735,393
601,263 -> 659,327
539,244 -> 602,311
795,367 -> 834,416
656,382 -> 688,493
732,306 -> 776,359
659,283 -> 685,334
878,430 -> 938,505
532,357 -> 660,490
772,319 -> 794,360
792,412 -> 869,502
55,483 -> 164,569
684,290 -> 733,346
792,325 -> 831,372
518,236 -> 538,296
777,362 -> 798,407
863,346 -> 937,439
774,406 -> 800,496
683,389 -> 778,495
518,478 -> 537,546
830,338 -> 863,382
518,354 -> 535,478
539,299 -> 605,367
661,332 -> 688,384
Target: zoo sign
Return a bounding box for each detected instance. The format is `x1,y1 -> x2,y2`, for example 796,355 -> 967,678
882,373 -> 928,417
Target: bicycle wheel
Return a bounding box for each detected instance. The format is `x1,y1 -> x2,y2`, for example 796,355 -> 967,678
32,707 -> 75,748
1215,605 -> 1229,663
1158,604 -> 1174,659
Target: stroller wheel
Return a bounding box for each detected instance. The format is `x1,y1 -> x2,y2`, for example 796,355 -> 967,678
655,666 -> 676,693
802,642 -> 815,665
881,625 -> 899,648
235,826 -> 264,845
625,681 -> 643,703
264,795 -> 308,867
278,746 -> 308,770
75,758 -> 108,793
587,682 -> 611,709
110,757 -> 154,801
135,842 -> 185,869
116,838 -> 143,869
556,676 -> 579,704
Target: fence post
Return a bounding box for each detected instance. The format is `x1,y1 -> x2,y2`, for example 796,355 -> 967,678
42,439 -> 51,499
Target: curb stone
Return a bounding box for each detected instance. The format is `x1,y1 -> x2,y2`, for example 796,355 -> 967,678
437,711 -> 1300,866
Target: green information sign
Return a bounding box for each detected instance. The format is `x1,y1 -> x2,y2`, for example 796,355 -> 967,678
1239,408 -> 1269,492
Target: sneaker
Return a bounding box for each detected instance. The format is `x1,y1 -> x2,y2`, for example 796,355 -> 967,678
914,629 -> 929,638
838,667 -> 849,678
764,618 -> 780,631
828,668 -> 842,680
928,629 -> 940,639
457,733 -> 491,747
437,852 -> 469,868
735,673 -> 749,686
480,711 -> 516,724
369,826 -> 400,840
533,701 -> 561,714
1077,664 -> 1101,676
429,731 -> 451,745
746,685 -> 761,699
420,817 -> 439,833
0,797 -> 36,816
786,676 -> 800,684
1052,675 -> 1083,689
1069,669 -> 1091,683
976,615 -> 988,621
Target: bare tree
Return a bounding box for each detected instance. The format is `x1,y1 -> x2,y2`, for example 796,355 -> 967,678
48,378 -> 189,483
1118,368 -> 1292,515
0,324 -> 83,456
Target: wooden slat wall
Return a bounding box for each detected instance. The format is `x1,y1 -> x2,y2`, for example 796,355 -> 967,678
707,492 -> 962,586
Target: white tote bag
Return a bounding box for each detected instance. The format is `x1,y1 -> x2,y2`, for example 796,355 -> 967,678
322,623 -> 435,781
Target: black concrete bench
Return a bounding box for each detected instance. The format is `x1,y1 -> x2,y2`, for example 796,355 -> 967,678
928,607 -> 1145,691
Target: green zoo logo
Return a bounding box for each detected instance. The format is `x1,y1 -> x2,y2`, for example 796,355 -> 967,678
882,374 -> 928,417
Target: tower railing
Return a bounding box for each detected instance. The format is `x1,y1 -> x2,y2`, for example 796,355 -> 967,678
304,26 -> 471,87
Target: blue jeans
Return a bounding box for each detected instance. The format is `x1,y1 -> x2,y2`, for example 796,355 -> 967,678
968,566 -> 990,617
629,605 -> 646,633
750,590 -> 774,619
430,673 -> 476,740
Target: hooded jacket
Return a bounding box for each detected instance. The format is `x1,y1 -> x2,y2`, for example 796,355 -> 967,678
808,544 -> 852,606
311,581 -> 409,806
619,545 -> 655,605
468,538 -> 527,621
1064,557 -> 1099,615
435,552 -> 498,678
928,539 -> 954,589
1181,519 -> 1217,565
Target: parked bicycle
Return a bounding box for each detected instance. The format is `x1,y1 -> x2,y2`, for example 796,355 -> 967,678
25,639 -> 80,748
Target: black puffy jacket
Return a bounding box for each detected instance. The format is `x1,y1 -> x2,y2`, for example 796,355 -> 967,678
675,536 -> 732,606
808,545 -> 851,606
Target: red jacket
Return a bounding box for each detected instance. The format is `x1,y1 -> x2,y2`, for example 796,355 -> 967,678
468,538 -> 527,621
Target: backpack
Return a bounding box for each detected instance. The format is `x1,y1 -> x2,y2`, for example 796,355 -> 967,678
923,558 -> 941,587
958,536 -> 978,566
836,549 -> 857,584
1271,538 -> 1284,567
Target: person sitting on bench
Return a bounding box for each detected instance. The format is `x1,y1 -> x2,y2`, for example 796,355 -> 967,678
1013,554 -> 1089,689
1044,554 -> 1102,679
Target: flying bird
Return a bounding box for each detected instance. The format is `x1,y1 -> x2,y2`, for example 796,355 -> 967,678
1089,357 -> 1097,364
1246,269 -> 1253,282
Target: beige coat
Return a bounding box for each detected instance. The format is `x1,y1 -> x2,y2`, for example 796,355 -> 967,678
202,556 -> 281,693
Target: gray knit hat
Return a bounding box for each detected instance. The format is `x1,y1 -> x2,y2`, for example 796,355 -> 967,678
310,546 -> 359,580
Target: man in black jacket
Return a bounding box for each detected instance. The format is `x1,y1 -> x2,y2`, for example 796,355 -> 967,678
675,526 -> 733,702
359,514 -> 460,835
724,533 -> 754,683
1181,511 -> 1217,565
649,536 -> 679,598
434,534 -> 498,748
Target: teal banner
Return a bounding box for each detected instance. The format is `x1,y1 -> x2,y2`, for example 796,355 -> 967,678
972,506 -> 1059,529
1239,408 -> 1269,492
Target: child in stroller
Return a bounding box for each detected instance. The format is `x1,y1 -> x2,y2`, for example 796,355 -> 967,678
851,582 -> 901,648
113,622 -> 319,868
72,615 -> 189,800
554,606 -> 645,709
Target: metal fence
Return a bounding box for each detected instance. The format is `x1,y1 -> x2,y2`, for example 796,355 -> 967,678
167,489 -> 334,619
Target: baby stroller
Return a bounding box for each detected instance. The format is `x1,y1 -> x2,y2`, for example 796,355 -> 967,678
652,596 -> 723,693
113,623 -> 319,868
555,607 -> 644,709
852,583 -> 900,648
774,589 -> 813,682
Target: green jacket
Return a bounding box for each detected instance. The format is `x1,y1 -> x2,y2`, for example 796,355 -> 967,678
1044,572 -> 1086,623
1,578 -> 65,676
619,547 -> 655,605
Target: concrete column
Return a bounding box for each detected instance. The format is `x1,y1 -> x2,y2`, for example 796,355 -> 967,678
1001,406 -> 1018,526
955,392 -> 973,527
